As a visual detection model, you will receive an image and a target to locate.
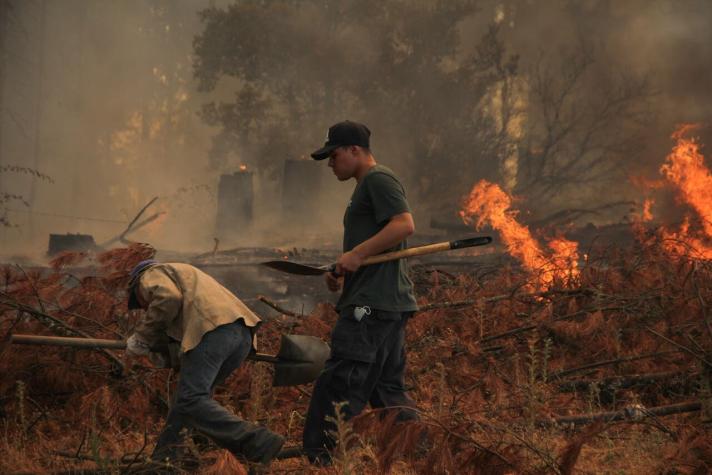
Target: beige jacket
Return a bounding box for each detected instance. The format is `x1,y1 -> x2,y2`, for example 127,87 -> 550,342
133,263 -> 261,353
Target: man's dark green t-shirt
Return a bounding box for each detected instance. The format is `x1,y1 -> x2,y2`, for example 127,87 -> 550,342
337,164 -> 419,313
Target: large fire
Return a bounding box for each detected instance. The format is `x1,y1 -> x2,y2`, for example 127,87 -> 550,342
656,125 -> 712,257
660,125 -> 712,233
460,180 -> 579,288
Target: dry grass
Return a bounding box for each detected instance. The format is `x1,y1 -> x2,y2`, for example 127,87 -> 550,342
1,233 -> 712,474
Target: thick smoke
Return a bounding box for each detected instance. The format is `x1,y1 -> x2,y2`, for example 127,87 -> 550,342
0,0 -> 710,258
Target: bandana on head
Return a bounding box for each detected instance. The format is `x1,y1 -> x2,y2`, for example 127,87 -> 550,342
127,259 -> 158,309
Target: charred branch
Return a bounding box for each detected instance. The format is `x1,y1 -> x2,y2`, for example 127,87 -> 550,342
542,401 -> 702,428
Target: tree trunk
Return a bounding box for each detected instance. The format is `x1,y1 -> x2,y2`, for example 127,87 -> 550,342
28,0 -> 47,241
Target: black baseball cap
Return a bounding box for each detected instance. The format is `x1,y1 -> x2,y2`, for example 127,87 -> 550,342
311,121 -> 371,160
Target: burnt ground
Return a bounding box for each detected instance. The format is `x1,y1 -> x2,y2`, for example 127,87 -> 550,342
1,223 -> 711,474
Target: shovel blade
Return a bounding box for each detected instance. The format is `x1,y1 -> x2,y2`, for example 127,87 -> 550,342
272,334 -> 329,386
261,260 -> 332,276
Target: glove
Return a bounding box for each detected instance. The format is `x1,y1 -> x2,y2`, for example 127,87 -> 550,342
126,334 -> 151,356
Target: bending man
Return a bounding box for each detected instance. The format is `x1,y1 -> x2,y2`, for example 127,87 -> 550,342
125,260 -> 284,466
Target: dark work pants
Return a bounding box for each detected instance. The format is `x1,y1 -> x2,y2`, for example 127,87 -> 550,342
302,309 -> 417,463
152,321 -> 281,464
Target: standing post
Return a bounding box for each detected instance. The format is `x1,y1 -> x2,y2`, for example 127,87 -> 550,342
215,167 -> 254,243
28,0 -> 47,243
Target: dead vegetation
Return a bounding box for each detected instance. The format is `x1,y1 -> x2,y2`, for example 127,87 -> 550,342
1,232 -> 711,474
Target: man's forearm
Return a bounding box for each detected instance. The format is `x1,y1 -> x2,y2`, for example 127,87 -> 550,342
352,213 -> 414,258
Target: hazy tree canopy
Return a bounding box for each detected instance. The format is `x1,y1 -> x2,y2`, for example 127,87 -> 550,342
519,38 -> 654,205
193,0 -> 517,213
192,0 -> 666,225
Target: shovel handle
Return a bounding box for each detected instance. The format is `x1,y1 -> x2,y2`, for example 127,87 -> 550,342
11,334 -> 127,349
361,236 -> 492,266
9,334 -> 278,363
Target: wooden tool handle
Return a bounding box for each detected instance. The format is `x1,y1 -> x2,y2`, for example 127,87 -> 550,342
11,334 -> 126,349
9,334 -> 278,363
362,236 -> 492,265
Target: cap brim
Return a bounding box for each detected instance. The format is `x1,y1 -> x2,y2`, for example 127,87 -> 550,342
311,144 -> 339,160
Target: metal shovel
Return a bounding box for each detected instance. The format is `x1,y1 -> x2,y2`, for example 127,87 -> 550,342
10,333 -> 329,387
262,235 -> 493,276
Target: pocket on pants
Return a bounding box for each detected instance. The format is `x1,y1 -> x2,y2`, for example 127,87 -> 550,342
330,310 -> 378,363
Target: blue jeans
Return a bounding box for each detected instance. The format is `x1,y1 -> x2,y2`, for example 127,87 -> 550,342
152,321 -> 281,463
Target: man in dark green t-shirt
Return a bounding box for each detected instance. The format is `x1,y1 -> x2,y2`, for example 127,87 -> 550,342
303,120 -> 419,464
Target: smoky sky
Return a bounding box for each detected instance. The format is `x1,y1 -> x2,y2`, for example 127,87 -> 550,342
0,0 -> 710,257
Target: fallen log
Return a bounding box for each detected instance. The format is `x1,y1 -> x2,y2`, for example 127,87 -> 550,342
550,350 -> 683,379
541,401 -> 702,427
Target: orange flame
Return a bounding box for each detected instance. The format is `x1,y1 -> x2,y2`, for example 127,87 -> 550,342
547,237 -> 580,284
459,180 -> 579,288
642,198 -> 654,222
659,217 -> 712,258
660,124 -> 712,236
658,125 -> 712,257
239,164 -> 248,172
